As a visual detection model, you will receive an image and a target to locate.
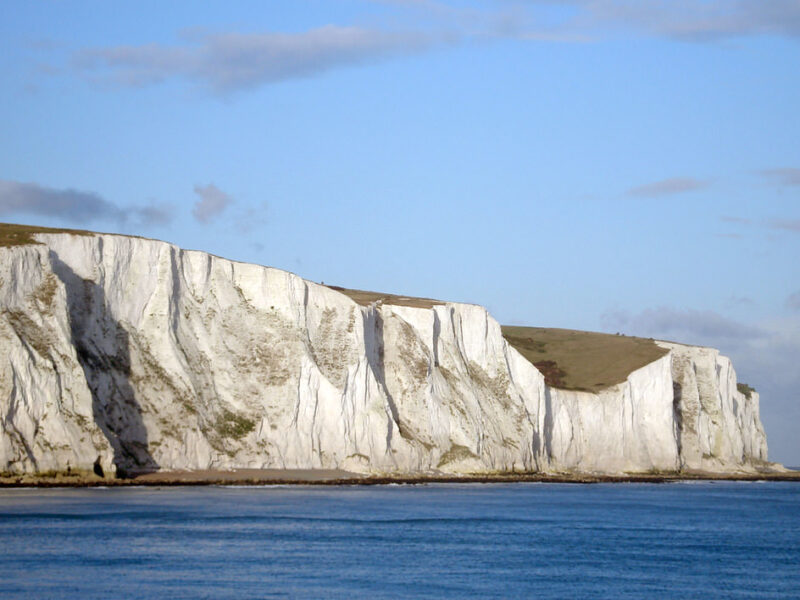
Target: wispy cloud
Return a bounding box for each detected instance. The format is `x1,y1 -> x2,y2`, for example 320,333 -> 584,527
73,26 -> 436,93
768,218 -> 800,233
720,215 -> 752,225
235,202 -> 269,234
602,306 -> 763,343
58,2 -> 800,94
726,295 -> 756,309
378,0 -> 800,41
760,167 -> 800,187
375,0 -> 800,39
542,0 -> 800,41
626,177 -> 708,198
718,215 -> 751,239
719,214 -> 800,237
132,204 -> 173,227
193,183 -> 233,223
787,291 -> 800,312
0,179 -> 170,226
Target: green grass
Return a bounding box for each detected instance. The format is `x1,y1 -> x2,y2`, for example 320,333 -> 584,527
215,409 -> 256,440
501,326 -> 669,393
0,222 -> 95,248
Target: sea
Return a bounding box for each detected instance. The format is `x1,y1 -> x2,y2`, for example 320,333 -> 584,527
0,482 -> 798,599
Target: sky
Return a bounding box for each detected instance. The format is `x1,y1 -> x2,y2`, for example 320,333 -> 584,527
1,0 -> 799,463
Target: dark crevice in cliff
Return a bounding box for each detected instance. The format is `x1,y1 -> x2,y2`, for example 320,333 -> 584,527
673,380 -> 684,468
363,307 -> 401,451
543,386 -> 554,461
432,310 -> 441,368
49,251 -> 158,478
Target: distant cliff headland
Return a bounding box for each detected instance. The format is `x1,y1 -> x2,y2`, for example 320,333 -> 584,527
0,223 -> 788,485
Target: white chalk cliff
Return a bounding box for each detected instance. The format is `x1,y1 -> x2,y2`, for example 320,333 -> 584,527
0,231 -> 776,476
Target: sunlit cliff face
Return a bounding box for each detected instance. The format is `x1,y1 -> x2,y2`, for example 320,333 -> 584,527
0,226 -> 777,477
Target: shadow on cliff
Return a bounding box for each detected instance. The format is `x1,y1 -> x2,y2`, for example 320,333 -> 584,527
673,380 -> 683,465
50,251 -> 158,478
363,307 -> 404,449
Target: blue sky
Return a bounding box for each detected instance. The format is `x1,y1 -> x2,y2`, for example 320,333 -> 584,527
1,0 -> 799,463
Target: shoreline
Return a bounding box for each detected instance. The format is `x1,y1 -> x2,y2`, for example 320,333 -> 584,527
2,468 -> 799,488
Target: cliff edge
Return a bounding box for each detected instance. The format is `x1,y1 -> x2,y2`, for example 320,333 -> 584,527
0,224 -> 779,477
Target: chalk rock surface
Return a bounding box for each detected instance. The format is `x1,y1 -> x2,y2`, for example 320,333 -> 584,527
0,231 -> 775,476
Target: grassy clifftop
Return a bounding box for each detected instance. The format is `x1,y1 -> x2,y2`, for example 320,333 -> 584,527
0,222 -> 94,248
501,326 -> 669,393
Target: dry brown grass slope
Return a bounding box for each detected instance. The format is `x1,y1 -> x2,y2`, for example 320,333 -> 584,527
501,326 -> 669,393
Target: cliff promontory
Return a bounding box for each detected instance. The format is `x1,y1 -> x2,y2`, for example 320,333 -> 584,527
0,224 -> 777,478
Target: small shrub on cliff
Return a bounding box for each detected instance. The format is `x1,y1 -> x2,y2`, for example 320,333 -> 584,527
215,409 -> 256,440
737,383 -> 756,399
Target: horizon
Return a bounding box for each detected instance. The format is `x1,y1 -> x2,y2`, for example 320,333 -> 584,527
1,1 -> 798,463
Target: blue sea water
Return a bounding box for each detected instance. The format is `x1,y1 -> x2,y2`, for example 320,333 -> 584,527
0,482 -> 798,599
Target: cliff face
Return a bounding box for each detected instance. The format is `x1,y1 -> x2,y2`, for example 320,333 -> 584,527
0,231 -> 774,476
657,341 -> 768,471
